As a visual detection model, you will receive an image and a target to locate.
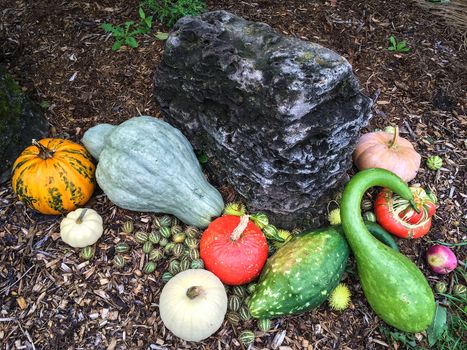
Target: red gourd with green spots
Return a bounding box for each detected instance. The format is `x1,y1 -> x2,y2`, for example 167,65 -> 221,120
12,138 -> 95,214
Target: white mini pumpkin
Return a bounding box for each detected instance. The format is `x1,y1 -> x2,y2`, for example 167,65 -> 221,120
159,269 -> 228,342
60,208 -> 103,248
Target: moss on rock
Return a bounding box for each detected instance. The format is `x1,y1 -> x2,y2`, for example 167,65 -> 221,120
0,67 -> 48,183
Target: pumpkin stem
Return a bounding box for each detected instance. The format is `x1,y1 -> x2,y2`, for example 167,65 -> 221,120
76,208 -> 88,224
388,126 -> 399,149
32,139 -> 54,159
186,286 -> 202,299
230,215 -> 250,241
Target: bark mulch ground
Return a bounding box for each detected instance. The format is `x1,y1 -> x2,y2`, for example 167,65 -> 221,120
0,0 -> 466,349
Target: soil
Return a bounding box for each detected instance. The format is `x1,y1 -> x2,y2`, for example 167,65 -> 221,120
0,0 -> 466,349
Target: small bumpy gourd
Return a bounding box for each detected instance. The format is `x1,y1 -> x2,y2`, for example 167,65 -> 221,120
82,116 -> 224,228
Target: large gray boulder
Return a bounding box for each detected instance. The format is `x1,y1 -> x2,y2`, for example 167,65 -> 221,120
0,68 -> 49,183
154,11 -> 372,228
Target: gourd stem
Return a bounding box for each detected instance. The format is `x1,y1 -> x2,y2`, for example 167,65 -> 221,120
388,126 -> 399,149
409,200 -> 421,214
230,215 -> 249,241
186,286 -> 202,299
32,139 -> 54,159
76,208 -> 88,224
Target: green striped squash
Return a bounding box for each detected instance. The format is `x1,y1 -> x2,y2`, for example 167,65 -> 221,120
228,295 -> 241,312
162,272 -> 173,283
238,331 -> 254,345
148,231 -> 160,244
172,244 -> 184,257
226,312 -> 240,325
143,261 -> 156,273
168,260 -> 180,275
135,231 -> 148,244
113,255 -> 125,268
142,241 -> 153,254
149,249 -> 163,261
160,227 -> 171,238
232,286 -> 246,298
190,259 -> 204,269
179,259 -> 191,272
115,243 -> 130,253
257,318 -> 271,332
239,305 -> 251,321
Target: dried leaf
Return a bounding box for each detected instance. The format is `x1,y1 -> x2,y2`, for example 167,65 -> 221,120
155,32 -> 169,40
17,296 -> 27,310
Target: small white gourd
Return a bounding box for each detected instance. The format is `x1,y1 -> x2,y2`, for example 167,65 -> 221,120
159,269 -> 228,342
60,208 -> 103,248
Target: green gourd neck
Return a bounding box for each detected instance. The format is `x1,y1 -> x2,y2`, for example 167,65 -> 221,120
340,169 -> 415,258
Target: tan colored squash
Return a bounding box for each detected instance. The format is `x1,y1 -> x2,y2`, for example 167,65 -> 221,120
353,127 -> 420,182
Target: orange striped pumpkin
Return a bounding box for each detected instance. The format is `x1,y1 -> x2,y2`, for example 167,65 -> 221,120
12,138 -> 96,215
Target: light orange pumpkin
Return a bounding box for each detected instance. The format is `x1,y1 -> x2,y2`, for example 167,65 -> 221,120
12,138 -> 96,215
352,127 -> 421,182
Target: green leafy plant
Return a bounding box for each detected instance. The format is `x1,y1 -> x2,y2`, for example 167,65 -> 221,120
102,8 -> 153,51
433,266 -> 467,350
379,327 -> 418,349
387,35 -> 410,53
143,0 -> 207,28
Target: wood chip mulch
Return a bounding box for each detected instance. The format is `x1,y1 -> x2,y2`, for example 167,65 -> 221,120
0,0 -> 466,349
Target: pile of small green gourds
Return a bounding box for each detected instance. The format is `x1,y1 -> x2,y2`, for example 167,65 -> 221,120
113,215 -> 204,279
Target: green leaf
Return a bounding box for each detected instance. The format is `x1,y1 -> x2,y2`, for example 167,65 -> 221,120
39,101 -> 50,109
389,35 -> 397,47
131,28 -> 144,36
125,36 -> 138,48
113,27 -> 124,37
427,303 -> 448,346
155,31 -> 169,40
388,46 -> 395,51
145,16 -> 153,29
139,7 -> 146,20
197,151 -> 208,165
112,41 -> 122,51
101,23 -> 114,32
124,21 -> 135,31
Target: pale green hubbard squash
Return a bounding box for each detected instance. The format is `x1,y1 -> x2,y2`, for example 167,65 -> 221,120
81,116 -> 224,228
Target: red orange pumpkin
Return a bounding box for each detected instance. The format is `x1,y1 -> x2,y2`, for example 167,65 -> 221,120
200,215 -> 268,285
